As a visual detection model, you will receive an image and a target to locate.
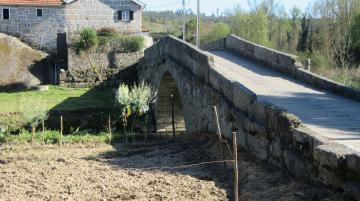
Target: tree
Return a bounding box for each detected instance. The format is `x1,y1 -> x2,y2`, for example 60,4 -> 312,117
351,12 -> 360,62
116,83 -> 131,143
116,82 -> 154,143
185,18 -> 197,43
228,8 -> 270,46
201,22 -> 230,44
73,28 -> 103,82
298,15 -> 311,52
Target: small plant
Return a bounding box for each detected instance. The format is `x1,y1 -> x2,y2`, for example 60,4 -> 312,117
21,100 -> 49,142
129,82 -> 154,143
116,84 -> 132,143
115,82 -> 154,143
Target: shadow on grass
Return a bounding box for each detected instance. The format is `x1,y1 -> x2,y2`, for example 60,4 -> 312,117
46,65 -> 139,133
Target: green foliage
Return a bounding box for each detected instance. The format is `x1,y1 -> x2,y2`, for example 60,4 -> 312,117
202,22 -> 230,44
97,27 -> 119,37
297,53 -> 330,72
351,12 -> 360,62
129,82 -> 154,115
298,15 -> 311,52
98,35 -> 144,53
0,86 -> 114,132
21,100 -> 49,129
116,82 -> 154,119
2,131 -> 111,144
73,28 -> 99,54
115,82 -> 154,142
116,83 -> 132,117
228,8 -> 270,46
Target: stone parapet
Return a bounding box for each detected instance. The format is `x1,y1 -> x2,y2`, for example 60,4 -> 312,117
203,35 -> 360,102
139,35 -> 360,200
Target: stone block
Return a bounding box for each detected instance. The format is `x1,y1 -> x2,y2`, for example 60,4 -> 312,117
232,81 -> 257,112
318,166 -> 344,188
283,150 -> 306,179
209,67 -> 234,102
343,182 -> 360,201
313,144 -> 350,169
346,153 -> 360,172
248,101 -> 266,123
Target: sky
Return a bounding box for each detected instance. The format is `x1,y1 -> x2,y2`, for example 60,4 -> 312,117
143,0 -> 311,15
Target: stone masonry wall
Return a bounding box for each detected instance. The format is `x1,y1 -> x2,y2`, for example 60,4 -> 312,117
0,0 -> 142,52
0,5 -> 64,51
203,35 -> 360,102
139,36 -> 360,200
65,0 -> 142,34
60,50 -> 142,87
67,48 -> 144,71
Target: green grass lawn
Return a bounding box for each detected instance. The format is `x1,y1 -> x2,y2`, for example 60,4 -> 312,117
0,86 -> 115,113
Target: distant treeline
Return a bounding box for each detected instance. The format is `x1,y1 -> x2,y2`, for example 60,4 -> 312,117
144,0 -> 360,72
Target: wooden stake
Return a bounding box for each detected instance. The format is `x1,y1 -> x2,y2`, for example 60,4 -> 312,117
42,120 -> 45,144
42,120 -> 45,132
171,95 -> 175,137
31,126 -> 35,143
213,106 -> 225,166
233,131 -> 239,201
108,114 -> 112,144
60,116 -> 63,146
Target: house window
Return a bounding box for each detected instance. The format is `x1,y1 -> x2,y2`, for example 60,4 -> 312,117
118,10 -> 134,22
3,9 -> 9,20
37,9 -> 42,17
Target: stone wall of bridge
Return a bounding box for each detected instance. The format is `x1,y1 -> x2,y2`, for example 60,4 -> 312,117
203,35 -> 360,102
139,36 -> 360,200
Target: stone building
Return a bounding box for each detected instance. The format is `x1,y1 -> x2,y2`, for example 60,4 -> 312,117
0,0 -> 145,53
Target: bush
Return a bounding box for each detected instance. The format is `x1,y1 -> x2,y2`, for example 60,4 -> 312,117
21,100 -> 49,133
73,28 -> 99,54
98,35 -> 144,53
97,27 -> 119,37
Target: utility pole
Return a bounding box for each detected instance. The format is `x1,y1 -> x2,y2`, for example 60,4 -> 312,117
182,0 -> 186,41
196,0 -> 200,47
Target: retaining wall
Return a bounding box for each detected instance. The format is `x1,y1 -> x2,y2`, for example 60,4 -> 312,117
203,35 -> 360,102
139,36 -> 360,200
60,50 -> 143,87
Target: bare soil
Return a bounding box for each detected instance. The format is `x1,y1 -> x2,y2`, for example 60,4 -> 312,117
0,134 -> 350,201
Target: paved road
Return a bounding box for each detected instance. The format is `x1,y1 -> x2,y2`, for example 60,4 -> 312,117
209,51 -> 360,152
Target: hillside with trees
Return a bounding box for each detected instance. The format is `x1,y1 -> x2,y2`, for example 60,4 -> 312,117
143,0 -> 360,89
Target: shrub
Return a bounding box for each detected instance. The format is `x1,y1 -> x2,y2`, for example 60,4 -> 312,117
73,28 -> 99,54
98,35 -> 144,53
115,82 -> 154,143
97,27 -> 119,37
21,100 -> 49,135
130,82 -> 154,115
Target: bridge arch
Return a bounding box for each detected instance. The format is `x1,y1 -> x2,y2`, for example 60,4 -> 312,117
155,71 -> 186,134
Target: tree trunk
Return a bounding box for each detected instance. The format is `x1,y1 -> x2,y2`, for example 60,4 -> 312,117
87,54 -> 103,83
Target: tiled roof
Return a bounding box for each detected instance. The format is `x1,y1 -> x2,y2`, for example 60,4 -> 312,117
0,0 -> 146,7
0,0 -> 64,6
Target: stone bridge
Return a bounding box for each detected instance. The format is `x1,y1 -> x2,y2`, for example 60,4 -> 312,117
137,35 -> 360,200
